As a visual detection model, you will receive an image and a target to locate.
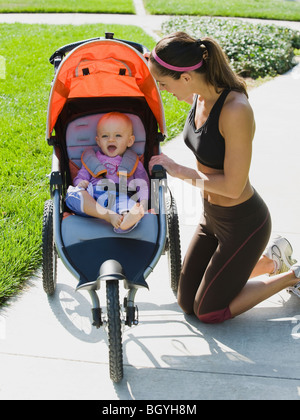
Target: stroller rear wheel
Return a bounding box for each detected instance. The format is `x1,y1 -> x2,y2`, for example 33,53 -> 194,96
106,280 -> 123,383
166,189 -> 182,293
42,199 -> 57,295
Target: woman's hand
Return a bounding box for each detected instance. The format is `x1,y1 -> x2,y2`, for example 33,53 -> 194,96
149,153 -> 179,178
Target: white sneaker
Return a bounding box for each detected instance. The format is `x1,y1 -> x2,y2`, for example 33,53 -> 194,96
263,235 -> 297,275
287,263 -> 300,298
291,263 -> 300,278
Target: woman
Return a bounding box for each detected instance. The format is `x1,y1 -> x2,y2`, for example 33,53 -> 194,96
148,32 -> 300,323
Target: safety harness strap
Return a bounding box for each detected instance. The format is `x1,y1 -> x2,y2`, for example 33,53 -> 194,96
81,147 -> 139,178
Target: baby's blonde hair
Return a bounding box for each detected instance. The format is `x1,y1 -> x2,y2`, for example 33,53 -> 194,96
97,112 -> 133,134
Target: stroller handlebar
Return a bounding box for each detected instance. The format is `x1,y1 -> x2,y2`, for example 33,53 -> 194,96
49,34 -> 150,67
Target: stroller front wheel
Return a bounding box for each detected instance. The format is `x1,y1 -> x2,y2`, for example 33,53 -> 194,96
42,199 -> 57,295
166,189 -> 182,293
106,280 -> 123,383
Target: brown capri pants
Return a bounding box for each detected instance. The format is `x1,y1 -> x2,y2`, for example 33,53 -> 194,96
177,190 -> 272,323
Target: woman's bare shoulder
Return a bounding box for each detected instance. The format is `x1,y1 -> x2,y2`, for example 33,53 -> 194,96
220,91 -> 255,138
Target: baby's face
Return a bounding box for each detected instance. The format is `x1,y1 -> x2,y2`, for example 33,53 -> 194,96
96,116 -> 135,157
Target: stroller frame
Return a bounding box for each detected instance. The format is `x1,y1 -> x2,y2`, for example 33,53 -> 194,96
42,33 -> 181,382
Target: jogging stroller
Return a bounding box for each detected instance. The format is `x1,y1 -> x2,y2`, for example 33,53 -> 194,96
42,32 -> 181,382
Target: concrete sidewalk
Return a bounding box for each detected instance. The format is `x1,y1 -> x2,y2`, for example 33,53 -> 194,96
0,11 -> 300,401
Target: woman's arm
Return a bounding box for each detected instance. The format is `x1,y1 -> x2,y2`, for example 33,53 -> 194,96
149,99 -> 254,200
149,152 -> 199,180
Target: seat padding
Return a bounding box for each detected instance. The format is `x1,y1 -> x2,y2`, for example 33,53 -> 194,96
61,213 -> 159,287
62,213 -> 158,247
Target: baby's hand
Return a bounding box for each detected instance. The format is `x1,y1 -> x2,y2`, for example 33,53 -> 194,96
77,180 -> 89,189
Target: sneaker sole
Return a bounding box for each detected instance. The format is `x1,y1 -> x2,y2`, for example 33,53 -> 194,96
271,238 -> 296,274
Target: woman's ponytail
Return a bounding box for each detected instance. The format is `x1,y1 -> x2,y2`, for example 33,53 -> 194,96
198,37 -> 248,97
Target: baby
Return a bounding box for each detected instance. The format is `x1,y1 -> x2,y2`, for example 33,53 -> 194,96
65,112 -> 150,232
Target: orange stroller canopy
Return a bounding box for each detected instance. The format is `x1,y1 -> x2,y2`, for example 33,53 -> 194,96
46,39 -> 166,139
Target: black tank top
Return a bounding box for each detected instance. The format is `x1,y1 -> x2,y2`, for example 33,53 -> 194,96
183,89 -> 230,170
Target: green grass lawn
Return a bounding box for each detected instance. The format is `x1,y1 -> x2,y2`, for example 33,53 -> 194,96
1,0 -> 300,21
145,0 -> 300,21
0,23 -> 155,305
0,0 -> 135,13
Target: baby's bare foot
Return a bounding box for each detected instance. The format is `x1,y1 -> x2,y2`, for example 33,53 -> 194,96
108,212 -> 124,229
120,203 -> 144,231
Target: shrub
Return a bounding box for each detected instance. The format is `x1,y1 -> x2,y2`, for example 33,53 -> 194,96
162,17 -> 300,78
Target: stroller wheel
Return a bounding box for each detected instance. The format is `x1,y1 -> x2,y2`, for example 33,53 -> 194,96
42,199 -> 57,295
106,280 -> 123,383
166,189 -> 182,293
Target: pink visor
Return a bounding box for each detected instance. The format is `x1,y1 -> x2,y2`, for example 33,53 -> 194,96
152,49 -> 203,72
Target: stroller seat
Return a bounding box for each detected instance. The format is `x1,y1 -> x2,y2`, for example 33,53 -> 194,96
61,112 -> 159,290
62,213 -> 158,290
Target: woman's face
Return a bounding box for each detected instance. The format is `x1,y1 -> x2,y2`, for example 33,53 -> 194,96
149,62 -> 193,102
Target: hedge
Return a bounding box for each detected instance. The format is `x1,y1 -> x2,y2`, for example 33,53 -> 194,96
162,17 -> 300,78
